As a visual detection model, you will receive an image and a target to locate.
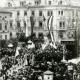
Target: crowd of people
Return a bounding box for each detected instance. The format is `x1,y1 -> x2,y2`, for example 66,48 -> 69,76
0,37 -> 80,80
0,48 -> 80,80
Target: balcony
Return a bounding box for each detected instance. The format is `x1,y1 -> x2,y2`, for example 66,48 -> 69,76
67,27 -> 76,30
58,27 -> 66,31
28,27 -> 44,30
0,30 -> 9,33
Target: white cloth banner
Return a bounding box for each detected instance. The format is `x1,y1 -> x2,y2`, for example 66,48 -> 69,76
15,47 -> 21,57
25,16 -> 29,37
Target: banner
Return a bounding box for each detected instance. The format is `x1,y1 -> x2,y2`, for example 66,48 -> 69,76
25,16 -> 29,37
47,16 -> 54,43
30,15 -> 35,35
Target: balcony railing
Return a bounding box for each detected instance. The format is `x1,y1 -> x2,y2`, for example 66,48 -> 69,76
59,27 -> 66,30
28,27 -> 44,30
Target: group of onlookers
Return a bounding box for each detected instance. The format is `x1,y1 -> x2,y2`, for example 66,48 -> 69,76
0,54 -> 80,80
0,42 -> 80,80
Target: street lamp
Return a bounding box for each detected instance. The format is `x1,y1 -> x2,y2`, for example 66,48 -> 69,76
57,38 -> 67,63
61,44 -> 67,63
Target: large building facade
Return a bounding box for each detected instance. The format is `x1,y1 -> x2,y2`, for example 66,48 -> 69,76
0,7 -> 10,40
5,0 -> 80,57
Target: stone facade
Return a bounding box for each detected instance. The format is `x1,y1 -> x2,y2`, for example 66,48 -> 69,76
0,8 -> 10,40
5,0 -> 80,56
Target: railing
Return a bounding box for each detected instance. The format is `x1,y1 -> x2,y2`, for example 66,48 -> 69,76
28,27 -> 44,30
0,30 -> 9,33
59,27 -> 66,30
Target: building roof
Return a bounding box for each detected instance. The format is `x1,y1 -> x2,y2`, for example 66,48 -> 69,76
0,7 -> 10,13
4,0 -> 80,8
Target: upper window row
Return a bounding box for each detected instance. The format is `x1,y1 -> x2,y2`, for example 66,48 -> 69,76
48,0 -> 63,5
10,10 -> 64,17
20,1 -> 26,6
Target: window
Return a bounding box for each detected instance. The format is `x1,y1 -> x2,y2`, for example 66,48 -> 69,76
5,16 -> 7,18
33,33 -> 36,39
0,23 -> 2,30
32,11 -> 35,16
60,1 -> 62,4
5,23 -> 7,30
24,21 -> 26,27
8,2 -> 12,7
48,11 -> 50,16
20,1 -> 26,6
63,22 -> 65,27
10,32 -> 12,37
47,11 -> 53,16
39,11 -> 42,16
0,16 -> 2,18
60,22 -> 62,27
59,22 -> 65,27
17,21 -> 20,27
58,11 -> 63,16
10,13 -> 12,17
58,1 -> 63,5
39,22 -> 42,27
17,11 -> 20,17
24,11 -> 27,16
5,35 -> 7,40
58,11 -> 60,15
49,1 -> 51,5
38,33 -> 43,39
61,11 -> 63,15
59,32 -> 63,38
0,35 -> 2,39
10,21 -> 13,27
20,2 -> 23,6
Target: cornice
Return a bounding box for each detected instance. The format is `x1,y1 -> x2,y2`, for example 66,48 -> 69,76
5,5 -> 80,10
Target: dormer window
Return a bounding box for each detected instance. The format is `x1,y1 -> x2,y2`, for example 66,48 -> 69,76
60,1 -> 62,4
35,0 -> 41,5
20,1 -> 26,6
8,2 -> 12,7
58,1 -> 63,5
49,1 -> 51,5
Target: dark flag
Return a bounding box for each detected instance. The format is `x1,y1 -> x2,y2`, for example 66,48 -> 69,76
43,15 -> 46,21
47,16 -> 54,43
30,15 -> 35,36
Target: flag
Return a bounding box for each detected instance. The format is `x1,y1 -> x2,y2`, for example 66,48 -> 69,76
47,16 -> 54,43
25,16 -> 29,37
15,46 -> 20,57
30,15 -> 35,35
43,15 -> 46,21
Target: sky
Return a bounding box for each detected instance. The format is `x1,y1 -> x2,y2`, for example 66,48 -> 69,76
0,0 -> 80,7
0,0 -> 7,7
